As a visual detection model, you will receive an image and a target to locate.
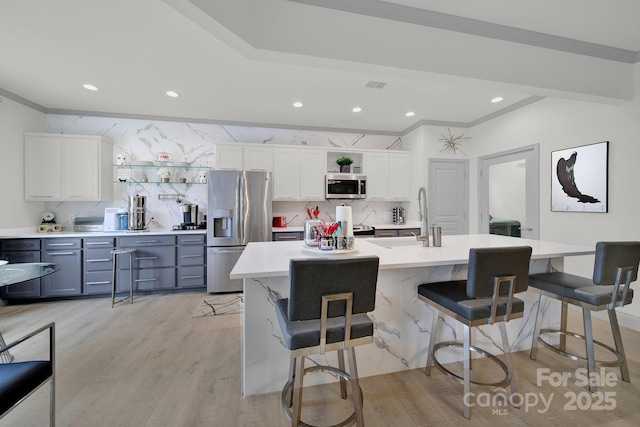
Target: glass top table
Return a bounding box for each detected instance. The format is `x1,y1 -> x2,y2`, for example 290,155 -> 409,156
1,262 -> 60,363
0,262 -> 60,287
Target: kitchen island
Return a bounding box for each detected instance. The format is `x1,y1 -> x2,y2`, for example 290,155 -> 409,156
231,234 -> 594,396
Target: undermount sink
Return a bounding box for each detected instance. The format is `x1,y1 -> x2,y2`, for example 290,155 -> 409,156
369,238 -> 425,248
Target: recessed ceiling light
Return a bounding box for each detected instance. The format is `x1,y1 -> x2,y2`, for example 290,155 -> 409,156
405,111 -> 415,117
491,97 -> 504,103
352,107 -> 362,113
293,101 -> 303,108
166,90 -> 180,98
82,84 -> 98,91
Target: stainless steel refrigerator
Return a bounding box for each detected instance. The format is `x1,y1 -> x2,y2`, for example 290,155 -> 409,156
206,170 -> 272,292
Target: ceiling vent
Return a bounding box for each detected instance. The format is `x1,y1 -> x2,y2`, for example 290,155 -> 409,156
365,81 -> 387,89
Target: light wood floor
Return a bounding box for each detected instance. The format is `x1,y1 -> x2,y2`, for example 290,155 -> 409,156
2,292 -> 640,426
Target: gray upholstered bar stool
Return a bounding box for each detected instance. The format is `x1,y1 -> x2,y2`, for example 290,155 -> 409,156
417,246 -> 532,419
111,248 -> 135,307
275,256 -> 379,427
529,241 -> 640,392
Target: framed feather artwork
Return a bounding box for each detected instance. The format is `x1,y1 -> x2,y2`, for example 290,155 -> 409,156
551,141 -> 609,212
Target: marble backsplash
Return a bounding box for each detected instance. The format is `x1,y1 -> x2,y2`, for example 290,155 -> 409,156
42,115 -> 405,229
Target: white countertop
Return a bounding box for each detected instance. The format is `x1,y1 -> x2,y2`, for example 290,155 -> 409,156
0,227 -> 206,239
272,221 -> 422,233
230,234 -> 594,279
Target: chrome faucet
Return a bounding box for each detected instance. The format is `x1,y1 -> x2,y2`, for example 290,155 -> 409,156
417,187 -> 429,246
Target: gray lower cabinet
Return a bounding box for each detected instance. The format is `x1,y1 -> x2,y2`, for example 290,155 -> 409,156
84,237 -> 115,295
273,232 -> 303,241
375,228 -> 421,238
178,235 -> 206,289
1,232 -> 207,300
42,238 -> 82,297
116,235 -> 177,290
374,229 -> 399,238
0,239 -> 42,299
398,228 -> 420,237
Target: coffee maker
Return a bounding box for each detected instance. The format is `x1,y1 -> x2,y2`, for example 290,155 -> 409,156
129,195 -> 147,231
181,204 -> 198,226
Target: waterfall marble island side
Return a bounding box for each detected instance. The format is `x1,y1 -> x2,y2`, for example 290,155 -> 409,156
230,234 -> 594,396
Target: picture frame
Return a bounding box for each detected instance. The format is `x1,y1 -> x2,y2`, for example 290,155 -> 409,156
551,141 -> 608,212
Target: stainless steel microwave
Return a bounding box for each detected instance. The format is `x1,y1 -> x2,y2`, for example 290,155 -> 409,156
325,174 -> 367,199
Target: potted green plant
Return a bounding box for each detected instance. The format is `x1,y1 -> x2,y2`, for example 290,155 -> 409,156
336,156 -> 353,173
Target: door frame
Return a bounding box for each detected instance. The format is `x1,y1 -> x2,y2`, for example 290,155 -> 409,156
478,144 -> 540,239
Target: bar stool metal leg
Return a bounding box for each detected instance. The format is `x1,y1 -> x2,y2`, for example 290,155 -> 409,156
0,332 -> 14,363
530,294 -> 545,360
582,309 -> 597,392
111,251 -> 117,308
111,249 -> 135,307
608,308 -> 630,382
425,308 -> 439,376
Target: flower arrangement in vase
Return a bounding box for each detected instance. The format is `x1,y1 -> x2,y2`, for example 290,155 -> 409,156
336,156 -> 353,173
157,167 -> 172,183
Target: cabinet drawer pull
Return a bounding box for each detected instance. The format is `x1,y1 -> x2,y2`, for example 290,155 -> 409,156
377,232 -> 396,237
48,243 -> 75,247
181,275 -> 203,279
135,240 -> 159,244
135,278 -> 158,283
87,281 -> 111,285
181,254 -> 202,258
86,258 -> 111,262
6,252 -> 33,256
278,235 -> 299,240
135,256 -> 158,260
182,239 -> 203,243
11,243 -> 36,248
48,251 -> 74,256
87,241 -> 112,246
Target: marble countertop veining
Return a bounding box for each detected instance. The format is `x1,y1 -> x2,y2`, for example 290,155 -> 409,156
0,227 -> 206,239
230,234 -> 594,279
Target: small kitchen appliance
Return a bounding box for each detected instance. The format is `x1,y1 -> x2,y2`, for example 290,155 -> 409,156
273,216 -> 287,227
325,174 -> 367,199
103,207 -> 120,231
129,195 -> 147,231
181,204 -> 199,226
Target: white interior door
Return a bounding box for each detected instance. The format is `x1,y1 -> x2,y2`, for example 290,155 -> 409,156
428,158 -> 469,234
478,144 -> 540,239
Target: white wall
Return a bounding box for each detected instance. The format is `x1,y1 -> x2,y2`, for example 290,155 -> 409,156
462,63 -> 640,327
0,97 -> 45,229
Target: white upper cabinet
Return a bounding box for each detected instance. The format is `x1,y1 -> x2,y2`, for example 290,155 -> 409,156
273,148 -> 326,201
212,142 -> 410,202
298,150 -> 326,200
214,143 -> 273,172
364,152 -> 388,200
243,145 -> 273,172
24,133 -> 113,201
272,148 -> 298,200
213,144 -> 243,170
364,151 -> 411,201
388,152 -> 412,201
